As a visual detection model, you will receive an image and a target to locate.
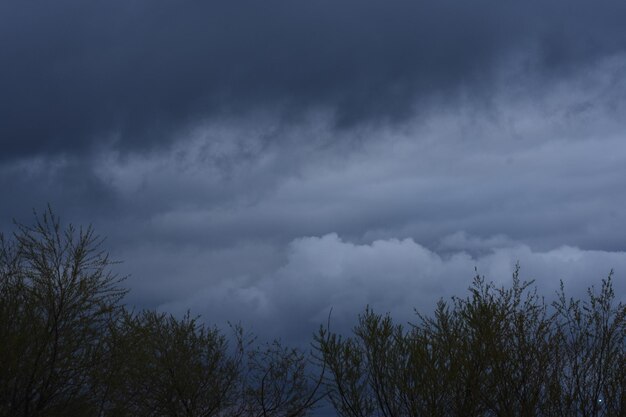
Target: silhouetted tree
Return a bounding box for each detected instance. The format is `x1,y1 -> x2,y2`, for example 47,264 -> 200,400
0,209 -> 324,417
316,266 -> 626,417
548,274 -> 626,416
0,208 -> 126,417
241,338 -> 326,417
97,310 -> 240,417
99,311 -> 324,417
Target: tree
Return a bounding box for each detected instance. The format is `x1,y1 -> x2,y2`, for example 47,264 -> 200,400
548,274 -> 626,416
0,208 -> 325,417
100,311 -> 324,417
98,310 -> 240,417
0,208 -> 126,417
316,266 -> 626,417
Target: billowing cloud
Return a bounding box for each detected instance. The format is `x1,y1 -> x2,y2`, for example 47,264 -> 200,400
156,233 -> 626,344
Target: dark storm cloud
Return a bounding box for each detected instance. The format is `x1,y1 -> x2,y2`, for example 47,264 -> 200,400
2,0 -> 626,159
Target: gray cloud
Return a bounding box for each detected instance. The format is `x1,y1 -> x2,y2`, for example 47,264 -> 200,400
2,0 -> 626,159
2,3 -> 626,346
4,52 -> 625,248
11,55 -> 613,345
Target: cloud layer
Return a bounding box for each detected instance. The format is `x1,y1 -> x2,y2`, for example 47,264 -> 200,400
2,0 -> 626,159
2,1 -> 626,345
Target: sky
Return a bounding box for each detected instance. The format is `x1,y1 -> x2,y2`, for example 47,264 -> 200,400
2,0 -> 626,344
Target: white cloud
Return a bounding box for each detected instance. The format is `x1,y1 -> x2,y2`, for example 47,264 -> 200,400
158,232 -> 626,345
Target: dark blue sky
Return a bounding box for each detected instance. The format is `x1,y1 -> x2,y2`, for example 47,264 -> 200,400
2,0 -> 626,343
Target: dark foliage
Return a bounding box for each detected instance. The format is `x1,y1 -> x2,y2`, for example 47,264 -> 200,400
0,209 -> 322,417
316,265 -> 626,417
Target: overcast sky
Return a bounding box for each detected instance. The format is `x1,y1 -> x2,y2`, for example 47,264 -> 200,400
2,0 -> 626,344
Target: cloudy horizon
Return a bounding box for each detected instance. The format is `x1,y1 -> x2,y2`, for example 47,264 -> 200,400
2,0 -> 626,344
